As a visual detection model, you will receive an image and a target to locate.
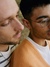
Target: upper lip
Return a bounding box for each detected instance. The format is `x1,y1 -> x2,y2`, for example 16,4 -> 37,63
13,31 -> 21,38
47,30 -> 50,34
47,30 -> 50,32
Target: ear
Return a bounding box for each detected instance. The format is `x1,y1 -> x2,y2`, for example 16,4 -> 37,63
22,19 -> 31,30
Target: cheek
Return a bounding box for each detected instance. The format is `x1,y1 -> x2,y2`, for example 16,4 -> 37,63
0,32 -> 10,39
0,29 -> 13,41
31,24 -> 46,36
0,25 -> 14,36
0,31 -> 13,43
32,22 -> 46,32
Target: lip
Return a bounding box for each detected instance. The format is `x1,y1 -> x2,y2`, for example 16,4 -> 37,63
47,32 -> 50,35
47,30 -> 50,36
13,32 -> 21,39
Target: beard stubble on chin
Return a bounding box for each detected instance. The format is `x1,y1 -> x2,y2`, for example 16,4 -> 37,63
0,41 -> 20,45
0,36 -> 20,45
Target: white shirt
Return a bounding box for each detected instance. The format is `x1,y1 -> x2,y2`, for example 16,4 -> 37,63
26,37 -> 50,65
0,45 -> 18,67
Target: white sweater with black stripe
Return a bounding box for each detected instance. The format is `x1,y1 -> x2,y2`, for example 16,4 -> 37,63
0,45 -> 17,67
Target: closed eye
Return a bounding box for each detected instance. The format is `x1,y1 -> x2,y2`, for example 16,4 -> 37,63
0,19 -> 11,27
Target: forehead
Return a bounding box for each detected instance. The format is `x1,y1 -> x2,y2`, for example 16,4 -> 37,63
31,4 -> 50,20
0,0 -> 19,21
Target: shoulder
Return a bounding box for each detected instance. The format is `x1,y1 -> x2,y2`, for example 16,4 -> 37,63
10,39 -> 32,67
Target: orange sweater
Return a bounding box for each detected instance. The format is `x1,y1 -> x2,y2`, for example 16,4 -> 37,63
10,39 -> 50,67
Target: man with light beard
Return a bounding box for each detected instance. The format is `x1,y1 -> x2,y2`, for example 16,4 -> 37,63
0,0 -> 24,67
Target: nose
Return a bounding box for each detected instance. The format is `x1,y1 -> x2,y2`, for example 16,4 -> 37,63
12,17 -> 24,31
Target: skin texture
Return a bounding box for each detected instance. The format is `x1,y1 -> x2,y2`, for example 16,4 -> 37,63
0,0 -> 24,51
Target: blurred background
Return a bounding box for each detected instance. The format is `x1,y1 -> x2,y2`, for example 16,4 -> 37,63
16,0 -> 29,43
16,0 -> 21,5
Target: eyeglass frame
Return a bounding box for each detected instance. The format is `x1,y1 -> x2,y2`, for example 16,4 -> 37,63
31,16 -> 50,27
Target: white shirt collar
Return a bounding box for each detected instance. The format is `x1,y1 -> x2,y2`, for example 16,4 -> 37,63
26,37 -> 49,53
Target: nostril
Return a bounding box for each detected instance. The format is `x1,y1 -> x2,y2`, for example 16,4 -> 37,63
14,28 -> 17,31
20,24 -> 24,30
16,22 -> 24,30
14,24 -> 24,32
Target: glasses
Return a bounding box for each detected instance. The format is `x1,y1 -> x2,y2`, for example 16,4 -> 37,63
37,18 -> 50,27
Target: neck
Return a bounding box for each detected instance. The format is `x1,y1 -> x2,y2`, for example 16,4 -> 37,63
29,33 -> 46,46
0,44 -> 9,51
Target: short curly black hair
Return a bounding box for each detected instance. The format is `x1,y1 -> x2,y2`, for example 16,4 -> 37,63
20,0 -> 50,20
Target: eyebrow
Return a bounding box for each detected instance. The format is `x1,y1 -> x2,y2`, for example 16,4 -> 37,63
36,16 -> 48,20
